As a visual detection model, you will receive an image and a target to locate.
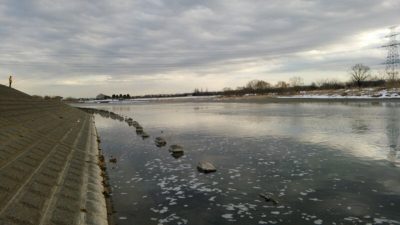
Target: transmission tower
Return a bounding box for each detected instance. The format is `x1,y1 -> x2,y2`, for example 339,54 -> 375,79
383,26 -> 400,81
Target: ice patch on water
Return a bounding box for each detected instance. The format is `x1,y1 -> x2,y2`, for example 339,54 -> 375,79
221,214 -> 233,219
314,219 -> 323,224
344,217 -> 363,223
373,218 -> 400,224
221,203 -> 257,220
309,198 -> 322,202
301,213 -> 317,221
150,206 -> 169,214
158,213 -> 188,225
306,188 -> 315,193
166,197 -> 177,205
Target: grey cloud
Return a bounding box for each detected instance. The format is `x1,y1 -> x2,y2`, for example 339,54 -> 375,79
0,0 -> 399,96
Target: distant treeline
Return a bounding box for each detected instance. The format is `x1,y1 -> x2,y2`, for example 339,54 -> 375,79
102,64 -> 399,98
95,77 -> 396,100
221,63 -> 400,96
221,78 -> 392,96
45,77 -> 399,102
103,90 -> 220,100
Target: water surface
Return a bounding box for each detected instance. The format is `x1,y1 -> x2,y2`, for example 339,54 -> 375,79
81,102 -> 400,225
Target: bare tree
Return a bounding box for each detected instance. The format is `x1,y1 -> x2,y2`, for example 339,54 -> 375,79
289,76 -> 304,87
350,64 -> 370,88
275,81 -> 289,88
315,79 -> 327,87
387,73 -> 399,83
222,87 -> 233,96
246,80 -> 271,90
314,78 -> 345,89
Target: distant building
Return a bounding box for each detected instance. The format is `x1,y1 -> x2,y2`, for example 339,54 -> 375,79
96,93 -> 110,100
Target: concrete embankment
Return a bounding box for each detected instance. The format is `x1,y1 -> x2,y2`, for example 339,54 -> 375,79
0,85 -> 108,225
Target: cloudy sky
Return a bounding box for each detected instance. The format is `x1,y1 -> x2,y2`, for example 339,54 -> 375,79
0,0 -> 399,97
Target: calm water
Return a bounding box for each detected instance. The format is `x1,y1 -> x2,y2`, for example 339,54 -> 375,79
80,102 -> 400,225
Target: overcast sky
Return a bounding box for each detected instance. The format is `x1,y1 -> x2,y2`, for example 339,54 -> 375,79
0,0 -> 399,97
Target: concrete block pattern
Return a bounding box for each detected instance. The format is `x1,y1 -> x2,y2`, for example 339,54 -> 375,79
0,85 -> 108,225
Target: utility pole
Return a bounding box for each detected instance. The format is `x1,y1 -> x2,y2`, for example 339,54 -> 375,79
383,26 -> 400,81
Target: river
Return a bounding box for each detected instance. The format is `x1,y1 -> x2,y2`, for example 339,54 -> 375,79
79,101 -> 400,225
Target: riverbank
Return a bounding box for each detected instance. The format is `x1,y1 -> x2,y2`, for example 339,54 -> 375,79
0,85 -> 110,225
79,94 -> 400,105
204,88 -> 400,103
214,95 -> 400,103
78,87 -> 400,104
77,88 -> 400,105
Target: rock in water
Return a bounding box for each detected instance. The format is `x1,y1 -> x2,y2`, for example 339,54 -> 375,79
197,161 -> 216,173
126,118 -> 134,126
132,121 -> 140,128
141,132 -> 150,139
171,151 -> 184,159
135,126 -> 144,135
109,157 -> 117,163
169,144 -> 184,153
259,193 -> 278,205
155,137 -> 167,147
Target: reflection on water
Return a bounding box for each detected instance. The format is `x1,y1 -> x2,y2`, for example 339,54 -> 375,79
78,102 -> 400,225
386,104 -> 400,166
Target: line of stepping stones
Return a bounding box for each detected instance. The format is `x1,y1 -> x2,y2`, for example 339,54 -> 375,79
79,107 -> 280,205
78,107 -> 216,173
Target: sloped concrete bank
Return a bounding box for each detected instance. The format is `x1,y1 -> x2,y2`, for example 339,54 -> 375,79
0,85 -> 110,225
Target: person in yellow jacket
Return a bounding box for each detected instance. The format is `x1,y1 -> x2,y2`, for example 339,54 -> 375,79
9,75 -> 12,88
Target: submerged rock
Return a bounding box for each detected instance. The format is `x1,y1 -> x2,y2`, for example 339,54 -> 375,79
171,151 -> 184,159
126,118 -> 134,126
135,126 -> 144,134
141,132 -> 150,139
132,121 -> 140,128
197,161 -> 216,173
155,137 -> 167,147
109,157 -> 117,163
259,193 -> 278,205
169,144 -> 184,153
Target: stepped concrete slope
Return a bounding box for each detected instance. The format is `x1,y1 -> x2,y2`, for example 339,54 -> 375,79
0,85 -> 108,225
